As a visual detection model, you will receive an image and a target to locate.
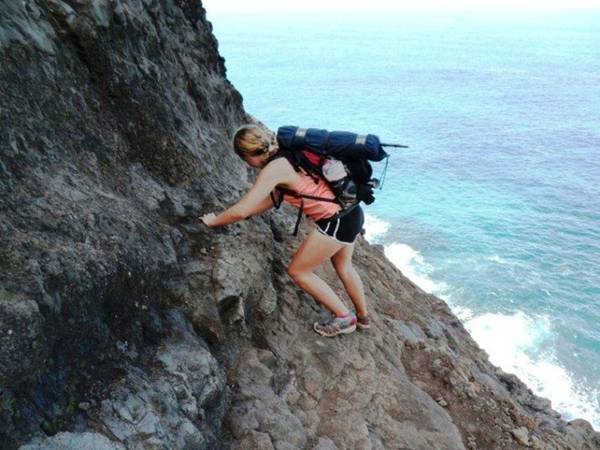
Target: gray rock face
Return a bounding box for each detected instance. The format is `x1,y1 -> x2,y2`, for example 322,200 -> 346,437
18,431 -> 126,450
1,1 -> 599,450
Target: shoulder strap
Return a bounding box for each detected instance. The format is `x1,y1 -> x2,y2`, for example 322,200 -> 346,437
277,187 -> 338,204
270,186 -> 304,236
270,190 -> 283,209
268,152 -> 341,236
273,147 -> 324,183
273,187 -> 339,237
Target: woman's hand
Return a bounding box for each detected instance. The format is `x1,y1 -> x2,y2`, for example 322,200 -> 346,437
199,212 -> 218,227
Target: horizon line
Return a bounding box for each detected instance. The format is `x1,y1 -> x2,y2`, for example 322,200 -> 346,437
202,1 -> 600,15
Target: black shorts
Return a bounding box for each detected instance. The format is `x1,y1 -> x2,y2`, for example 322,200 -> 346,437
315,205 -> 364,245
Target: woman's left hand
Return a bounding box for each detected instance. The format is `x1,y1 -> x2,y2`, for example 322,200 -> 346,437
199,212 -> 218,227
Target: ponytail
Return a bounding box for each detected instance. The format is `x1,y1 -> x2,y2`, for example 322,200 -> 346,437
232,124 -> 276,159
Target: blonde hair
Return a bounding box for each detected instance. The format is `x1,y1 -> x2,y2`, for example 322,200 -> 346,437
232,124 -> 276,159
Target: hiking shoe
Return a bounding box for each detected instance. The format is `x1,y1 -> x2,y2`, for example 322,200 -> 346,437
313,312 -> 357,337
356,314 -> 371,330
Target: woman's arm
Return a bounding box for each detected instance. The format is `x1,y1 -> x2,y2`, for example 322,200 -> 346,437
245,190 -> 279,217
205,191 -> 275,226
201,160 -> 289,227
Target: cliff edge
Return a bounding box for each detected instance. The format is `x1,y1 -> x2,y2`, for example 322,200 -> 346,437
1,1 -> 598,449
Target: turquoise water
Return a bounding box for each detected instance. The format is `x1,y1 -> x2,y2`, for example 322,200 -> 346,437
207,11 -> 600,427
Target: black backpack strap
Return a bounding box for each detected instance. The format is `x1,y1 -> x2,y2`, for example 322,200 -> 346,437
270,188 -> 283,209
268,152 -> 343,236
327,202 -> 359,221
275,147 -> 323,184
293,199 -> 304,236
277,187 -> 337,204
275,187 -> 340,237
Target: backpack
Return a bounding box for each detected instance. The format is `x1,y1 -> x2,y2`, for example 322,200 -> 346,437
269,126 -> 395,236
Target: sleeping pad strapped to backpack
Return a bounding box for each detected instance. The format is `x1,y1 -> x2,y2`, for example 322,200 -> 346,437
270,126 -> 391,236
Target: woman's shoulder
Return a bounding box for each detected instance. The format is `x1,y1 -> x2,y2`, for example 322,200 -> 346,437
263,155 -> 300,187
264,155 -> 296,174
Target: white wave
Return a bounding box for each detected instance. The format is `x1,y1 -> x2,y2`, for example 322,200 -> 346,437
445,298 -> 475,322
487,254 -> 510,264
467,311 -> 550,366
382,241 -> 600,429
363,213 -> 390,243
465,311 -> 600,429
384,242 -> 448,295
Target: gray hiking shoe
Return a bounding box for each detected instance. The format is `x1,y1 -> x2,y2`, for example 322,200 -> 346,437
356,314 -> 371,330
313,313 -> 357,337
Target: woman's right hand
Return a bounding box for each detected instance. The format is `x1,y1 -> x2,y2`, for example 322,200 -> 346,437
199,212 -> 218,227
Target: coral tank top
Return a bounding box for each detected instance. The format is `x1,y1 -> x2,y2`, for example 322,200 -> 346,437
279,169 -> 341,221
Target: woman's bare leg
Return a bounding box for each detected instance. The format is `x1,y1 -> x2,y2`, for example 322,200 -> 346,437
331,243 -> 368,318
287,229 -> 350,317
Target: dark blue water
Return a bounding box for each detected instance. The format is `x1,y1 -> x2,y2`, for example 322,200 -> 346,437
207,10 -> 600,426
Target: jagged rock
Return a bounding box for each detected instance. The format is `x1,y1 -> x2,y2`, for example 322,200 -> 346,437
230,431 -> 274,450
511,427 -> 531,446
1,1 -> 599,450
18,432 -> 125,450
312,437 -> 338,450
436,395 -> 449,407
568,418 -> 595,434
78,401 -> 91,411
0,294 -> 44,386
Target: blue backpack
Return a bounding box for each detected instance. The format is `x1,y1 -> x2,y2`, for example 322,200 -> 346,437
269,126 -> 405,235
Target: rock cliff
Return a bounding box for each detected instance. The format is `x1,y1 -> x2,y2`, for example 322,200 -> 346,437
1,1 -> 599,449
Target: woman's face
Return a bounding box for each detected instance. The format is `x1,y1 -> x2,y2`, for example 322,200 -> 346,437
243,153 -> 269,169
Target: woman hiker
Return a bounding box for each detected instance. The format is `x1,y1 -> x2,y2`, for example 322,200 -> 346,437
199,124 -> 371,337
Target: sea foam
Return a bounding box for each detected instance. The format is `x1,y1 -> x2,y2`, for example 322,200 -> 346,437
363,213 -> 390,242
363,212 -> 600,429
466,311 -> 600,428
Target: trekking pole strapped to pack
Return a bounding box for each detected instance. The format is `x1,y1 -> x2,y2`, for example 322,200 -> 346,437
380,142 -> 409,148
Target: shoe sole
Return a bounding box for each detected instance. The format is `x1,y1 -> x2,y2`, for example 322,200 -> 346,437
357,323 -> 371,330
314,323 -> 357,337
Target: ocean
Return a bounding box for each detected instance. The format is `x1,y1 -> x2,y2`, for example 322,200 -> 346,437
206,10 -> 600,428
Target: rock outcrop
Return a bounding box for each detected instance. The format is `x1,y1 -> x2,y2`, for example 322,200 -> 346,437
1,1 -> 599,449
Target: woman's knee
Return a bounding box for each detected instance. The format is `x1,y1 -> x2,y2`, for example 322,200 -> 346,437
332,260 -> 352,280
287,264 -> 307,283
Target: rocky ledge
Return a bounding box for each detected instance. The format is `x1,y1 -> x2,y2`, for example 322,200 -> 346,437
1,1 -> 599,449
